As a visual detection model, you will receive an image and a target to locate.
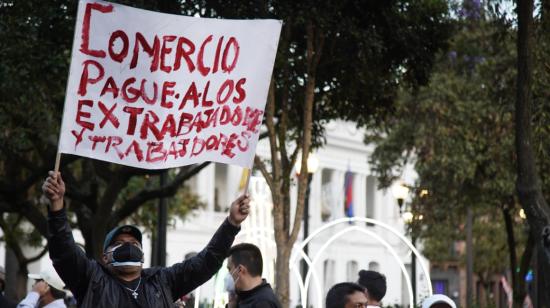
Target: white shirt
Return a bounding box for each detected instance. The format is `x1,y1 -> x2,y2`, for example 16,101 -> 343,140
16,291 -> 66,308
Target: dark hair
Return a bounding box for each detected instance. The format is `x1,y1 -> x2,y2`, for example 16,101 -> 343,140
49,286 -> 66,300
228,243 -> 263,277
325,282 -> 365,308
358,270 -> 387,302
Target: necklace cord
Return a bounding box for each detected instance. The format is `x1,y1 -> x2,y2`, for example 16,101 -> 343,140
123,277 -> 142,299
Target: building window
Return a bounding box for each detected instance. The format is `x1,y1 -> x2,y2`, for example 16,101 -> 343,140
366,176 -> 376,223
323,259 -> 336,293
321,169 -> 335,221
346,260 -> 359,281
433,280 -> 448,294
368,261 -> 380,272
214,164 -> 228,212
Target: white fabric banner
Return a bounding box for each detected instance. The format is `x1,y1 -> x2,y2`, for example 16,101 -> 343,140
59,0 -> 281,169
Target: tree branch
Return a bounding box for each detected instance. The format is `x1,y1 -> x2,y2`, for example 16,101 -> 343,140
63,170 -> 93,207
265,79 -> 282,185
254,156 -> 274,193
111,162 -> 210,223
22,246 -> 49,266
18,201 -> 48,237
289,21 -> 325,245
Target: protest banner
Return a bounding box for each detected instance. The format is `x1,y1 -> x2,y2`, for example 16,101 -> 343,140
57,0 -> 281,171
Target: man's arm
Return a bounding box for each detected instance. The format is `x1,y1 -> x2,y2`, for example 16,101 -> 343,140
164,194 -> 250,299
43,171 -> 96,301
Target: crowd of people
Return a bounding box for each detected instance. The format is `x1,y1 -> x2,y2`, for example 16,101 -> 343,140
0,171 -> 457,308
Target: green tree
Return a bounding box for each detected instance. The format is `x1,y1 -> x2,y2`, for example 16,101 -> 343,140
515,0 -> 550,305
197,1 -> 452,306
366,2 -> 543,305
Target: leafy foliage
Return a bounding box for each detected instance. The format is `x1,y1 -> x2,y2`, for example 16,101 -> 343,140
195,1 -> 452,305
366,1 -> 550,303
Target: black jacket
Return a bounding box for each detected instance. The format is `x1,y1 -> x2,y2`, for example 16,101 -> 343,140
236,280 -> 281,308
48,208 -> 240,308
0,293 -> 17,308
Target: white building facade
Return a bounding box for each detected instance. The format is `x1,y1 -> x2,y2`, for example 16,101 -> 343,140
0,120 -> 430,307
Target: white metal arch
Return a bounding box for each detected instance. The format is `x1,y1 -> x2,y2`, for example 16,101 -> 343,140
294,226 -> 414,308
290,217 -> 432,306
194,218 -> 430,308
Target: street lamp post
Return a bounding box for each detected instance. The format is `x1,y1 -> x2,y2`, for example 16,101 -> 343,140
392,182 -> 409,214
392,182 -> 416,305
296,154 -> 319,296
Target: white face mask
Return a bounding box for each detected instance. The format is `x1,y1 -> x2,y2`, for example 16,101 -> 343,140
225,267 -> 240,293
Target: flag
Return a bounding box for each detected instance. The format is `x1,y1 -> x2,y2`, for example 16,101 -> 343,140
344,171 -> 354,217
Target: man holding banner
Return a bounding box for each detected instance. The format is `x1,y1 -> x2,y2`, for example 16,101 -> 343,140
39,0 -> 281,306
43,170 -> 250,307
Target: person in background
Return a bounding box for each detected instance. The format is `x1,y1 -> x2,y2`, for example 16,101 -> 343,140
224,274 -> 238,308
325,282 -> 368,308
17,268 -> 67,308
357,270 -> 386,308
421,294 -> 456,308
225,243 -> 281,308
0,266 -> 17,308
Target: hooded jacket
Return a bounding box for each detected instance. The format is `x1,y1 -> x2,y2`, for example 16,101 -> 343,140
48,208 -> 239,307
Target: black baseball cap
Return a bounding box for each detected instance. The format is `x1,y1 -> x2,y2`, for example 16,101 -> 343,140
103,225 -> 142,252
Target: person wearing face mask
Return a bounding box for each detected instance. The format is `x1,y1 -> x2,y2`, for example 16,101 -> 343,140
17,268 -> 67,308
225,243 -> 281,308
42,171 -> 250,308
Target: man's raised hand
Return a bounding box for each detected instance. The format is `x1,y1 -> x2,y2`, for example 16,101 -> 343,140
228,194 -> 251,227
42,171 -> 65,211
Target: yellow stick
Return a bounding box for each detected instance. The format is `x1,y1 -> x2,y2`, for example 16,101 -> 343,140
243,168 -> 252,194
54,152 -> 61,173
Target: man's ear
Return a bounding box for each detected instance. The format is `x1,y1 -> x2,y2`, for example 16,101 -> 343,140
237,264 -> 247,276
102,253 -> 109,265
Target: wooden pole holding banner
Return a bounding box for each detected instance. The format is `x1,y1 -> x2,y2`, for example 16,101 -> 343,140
239,168 -> 252,216
243,168 -> 252,195
54,152 -> 62,173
